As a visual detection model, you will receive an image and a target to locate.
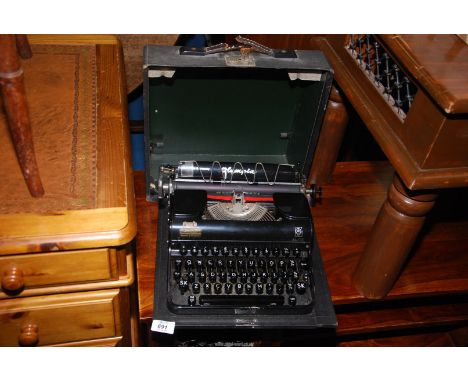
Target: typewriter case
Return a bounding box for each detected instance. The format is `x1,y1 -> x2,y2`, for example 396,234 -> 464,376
144,45 -> 336,330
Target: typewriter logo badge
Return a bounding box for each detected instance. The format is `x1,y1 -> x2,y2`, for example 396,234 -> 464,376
294,227 -> 304,238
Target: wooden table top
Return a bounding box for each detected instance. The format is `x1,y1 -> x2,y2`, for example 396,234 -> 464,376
135,161 -> 468,334
0,36 -> 136,255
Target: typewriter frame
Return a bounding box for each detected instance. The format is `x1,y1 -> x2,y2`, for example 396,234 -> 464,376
144,45 -> 337,330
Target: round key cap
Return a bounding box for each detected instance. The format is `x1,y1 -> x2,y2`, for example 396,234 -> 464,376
282,247 -> 291,257
187,271 -> 195,283
247,259 -> 256,269
278,260 -> 286,270
270,272 -> 278,283
245,283 -> 253,294
273,248 -> 280,257
267,260 -> 276,270
288,296 -> 297,306
202,246 -> 210,255
198,271 -> 207,282
266,283 -> 274,295
216,259 -> 224,269
219,271 -> 227,282
276,284 -> 284,294
249,271 -> 258,283
235,283 -> 243,294
258,259 -> 266,269
174,259 -> 183,271
242,247 -> 250,256
252,248 -> 261,256
229,271 -> 238,283
237,259 -> 246,270
296,281 -> 307,294
256,283 -> 264,294
214,283 -> 222,294
192,283 -> 200,294
293,247 -> 301,256
188,295 -> 196,306
211,246 -> 220,256
173,271 -> 181,281
240,272 -> 248,283
260,272 -> 268,283
224,283 -> 233,294
185,259 -> 193,270
227,259 -> 236,270
222,246 -> 230,256
190,245 -> 198,255
232,247 -> 240,256
203,283 -> 211,294
264,248 -> 271,257
206,259 -> 215,270
286,282 -> 294,294
179,279 -> 189,293
209,271 -> 216,282
179,244 -> 187,255
195,259 -> 204,271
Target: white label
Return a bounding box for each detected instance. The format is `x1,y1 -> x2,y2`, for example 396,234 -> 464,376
151,319 -> 175,334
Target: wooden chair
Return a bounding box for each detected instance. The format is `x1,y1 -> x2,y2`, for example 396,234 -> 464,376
0,34 -> 44,197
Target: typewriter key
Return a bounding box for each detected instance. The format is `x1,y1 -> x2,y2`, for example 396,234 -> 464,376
286,282 -> 294,294
266,283 -> 274,295
222,246 -> 230,256
188,295 -> 196,306
296,282 -> 307,295
256,283 -> 264,294
245,283 -> 253,294
203,283 -> 211,294
209,271 -> 216,282
270,272 -> 279,283
179,244 -> 188,255
192,283 -> 200,294
288,296 -> 297,306
235,283 -> 243,294
198,271 -> 207,282
173,271 -> 181,281
179,279 -> 189,293
229,271 -> 238,283
214,283 -> 222,294
260,272 -> 268,283
187,271 -> 195,283
240,272 -> 248,283
174,259 -> 182,271
224,283 -> 233,294
190,245 -> 198,255
276,284 -> 284,294
219,271 -> 227,282
202,246 -> 210,255
249,271 -> 258,283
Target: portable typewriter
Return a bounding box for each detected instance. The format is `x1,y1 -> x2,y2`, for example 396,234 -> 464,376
144,38 -> 337,330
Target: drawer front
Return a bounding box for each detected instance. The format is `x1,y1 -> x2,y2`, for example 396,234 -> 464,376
0,248 -> 115,295
0,289 -> 120,346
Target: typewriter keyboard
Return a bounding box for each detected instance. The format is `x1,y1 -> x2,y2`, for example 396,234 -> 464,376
167,243 -> 314,313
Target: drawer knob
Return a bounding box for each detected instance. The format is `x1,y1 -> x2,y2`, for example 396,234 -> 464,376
1,267 -> 24,294
19,323 -> 39,347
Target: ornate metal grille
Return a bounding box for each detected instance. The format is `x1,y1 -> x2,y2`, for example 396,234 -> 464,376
347,35 -> 417,118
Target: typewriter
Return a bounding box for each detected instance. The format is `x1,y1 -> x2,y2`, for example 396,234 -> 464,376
144,38 -> 337,330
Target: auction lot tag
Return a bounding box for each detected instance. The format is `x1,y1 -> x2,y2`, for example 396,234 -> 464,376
151,319 -> 175,334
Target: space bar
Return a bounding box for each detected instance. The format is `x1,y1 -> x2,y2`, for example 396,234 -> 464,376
199,295 -> 284,306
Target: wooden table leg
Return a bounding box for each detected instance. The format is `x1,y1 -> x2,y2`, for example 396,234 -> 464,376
0,34 -> 44,197
353,173 -> 438,299
309,85 -> 349,185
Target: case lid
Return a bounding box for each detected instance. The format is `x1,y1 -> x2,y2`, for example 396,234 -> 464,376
144,45 -> 333,200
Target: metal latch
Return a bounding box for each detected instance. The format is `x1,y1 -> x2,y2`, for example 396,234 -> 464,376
179,35 -> 297,59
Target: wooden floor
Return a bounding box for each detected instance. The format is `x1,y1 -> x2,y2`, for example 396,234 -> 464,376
134,161 -> 468,346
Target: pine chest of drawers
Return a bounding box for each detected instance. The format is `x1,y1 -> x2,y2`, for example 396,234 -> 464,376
0,35 -> 137,346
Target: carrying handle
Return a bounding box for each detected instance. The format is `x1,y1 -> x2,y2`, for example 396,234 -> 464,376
179,35 -> 297,58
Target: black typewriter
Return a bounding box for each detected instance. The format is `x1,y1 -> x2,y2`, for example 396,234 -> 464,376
144,38 -> 337,330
